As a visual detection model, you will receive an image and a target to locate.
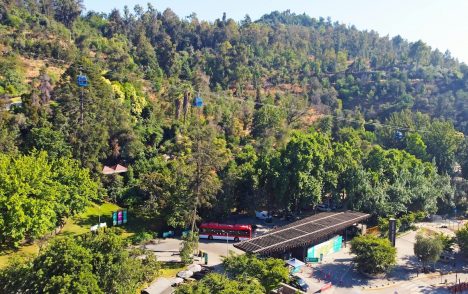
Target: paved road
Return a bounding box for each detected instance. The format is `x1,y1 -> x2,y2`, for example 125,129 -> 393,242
145,221 -> 468,294
144,215 -> 283,265
144,237 -> 243,267
297,230 -> 467,294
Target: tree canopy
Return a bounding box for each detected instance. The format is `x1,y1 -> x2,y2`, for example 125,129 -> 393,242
350,234 -> 397,275
0,0 -> 465,259
0,229 -> 160,294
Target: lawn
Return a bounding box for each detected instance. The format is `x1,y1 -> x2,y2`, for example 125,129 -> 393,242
0,202 -> 131,268
0,243 -> 38,268
61,202 -> 122,235
160,262 -> 186,278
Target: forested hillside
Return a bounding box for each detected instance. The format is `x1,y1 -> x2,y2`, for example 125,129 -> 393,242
0,0 -> 467,251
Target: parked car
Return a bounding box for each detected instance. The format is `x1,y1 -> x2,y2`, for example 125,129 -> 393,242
255,210 -> 270,220
317,204 -> 331,212
285,213 -> 301,221
439,251 -> 455,263
289,275 -> 309,292
271,210 -> 283,218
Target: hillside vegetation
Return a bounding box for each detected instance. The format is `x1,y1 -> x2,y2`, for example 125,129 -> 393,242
0,0 -> 467,254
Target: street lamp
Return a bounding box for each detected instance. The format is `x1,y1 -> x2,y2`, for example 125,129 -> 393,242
222,230 -> 229,257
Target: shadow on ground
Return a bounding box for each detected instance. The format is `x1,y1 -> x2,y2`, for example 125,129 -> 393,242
311,262 -> 369,288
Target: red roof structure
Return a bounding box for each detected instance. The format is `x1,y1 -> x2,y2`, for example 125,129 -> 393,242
102,166 -> 115,175
113,164 -> 128,173
102,164 -> 128,175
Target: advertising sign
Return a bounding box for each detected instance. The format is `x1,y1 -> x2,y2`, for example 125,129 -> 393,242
117,210 -> 123,225
123,210 -> 127,224
112,211 -> 117,226
307,235 -> 343,259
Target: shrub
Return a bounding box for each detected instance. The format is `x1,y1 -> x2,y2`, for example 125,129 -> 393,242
456,223 -> 468,255
351,234 -> 397,275
131,231 -> 155,245
414,233 -> 443,269
180,232 -> 198,264
223,254 -> 290,292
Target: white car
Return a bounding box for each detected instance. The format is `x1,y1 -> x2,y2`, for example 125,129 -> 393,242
255,210 -> 271,220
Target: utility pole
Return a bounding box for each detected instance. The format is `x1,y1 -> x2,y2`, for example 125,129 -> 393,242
77,69 -> 88,125
190,93 -> 203,234
80,85 -> 84,124
76,71 -> 88,165
225,231 -> 229,257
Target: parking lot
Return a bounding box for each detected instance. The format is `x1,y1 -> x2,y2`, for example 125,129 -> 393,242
145,214 -> 288,267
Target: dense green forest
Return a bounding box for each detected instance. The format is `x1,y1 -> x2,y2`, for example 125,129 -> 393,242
0,0 -> 467,250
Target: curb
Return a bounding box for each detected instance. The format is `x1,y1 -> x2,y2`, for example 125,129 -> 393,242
361,272 -> 440,291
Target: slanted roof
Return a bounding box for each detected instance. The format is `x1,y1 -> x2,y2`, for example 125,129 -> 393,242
102,166 -> 115,175
113,164 -> 128,173
234,211 -> 370,255
102,164 -> 128,175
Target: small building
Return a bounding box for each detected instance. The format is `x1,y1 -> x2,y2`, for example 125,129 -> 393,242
234,211 -> 370,261
102,164 -> 128,175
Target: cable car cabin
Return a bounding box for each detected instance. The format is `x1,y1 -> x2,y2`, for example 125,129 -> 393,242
395,130 -> 404,140
199,223 -> 252,242
77,75 -> 89,87
193,96 -> 203,108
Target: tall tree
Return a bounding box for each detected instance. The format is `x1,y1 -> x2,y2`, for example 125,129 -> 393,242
52,0 -> 83,28
0,151 -> 99,247
414,233 -> 443,269
52,57 -> 135,170
278,131 -> 332,212
424,120 -> 463,174
351,235 -> 396,275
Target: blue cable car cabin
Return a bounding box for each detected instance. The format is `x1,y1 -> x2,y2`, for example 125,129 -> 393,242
77,75 -> 89,87
395,130 -> 404,140
193,96 -> 203,108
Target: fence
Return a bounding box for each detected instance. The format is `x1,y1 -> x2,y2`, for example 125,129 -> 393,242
366,226 -> 380,235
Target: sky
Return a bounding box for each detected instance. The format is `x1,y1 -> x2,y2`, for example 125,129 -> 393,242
83,0 -> 468,63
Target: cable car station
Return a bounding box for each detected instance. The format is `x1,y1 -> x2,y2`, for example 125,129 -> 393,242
234,211 -> 370,262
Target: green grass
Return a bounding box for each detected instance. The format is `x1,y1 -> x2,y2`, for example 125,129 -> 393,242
0,202 -> 128,268
61,202 -> 122,235
0,243 -> 39,268
160,262 -> 186,278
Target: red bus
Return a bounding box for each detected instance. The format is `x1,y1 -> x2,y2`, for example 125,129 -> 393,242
199,223 -> 252,242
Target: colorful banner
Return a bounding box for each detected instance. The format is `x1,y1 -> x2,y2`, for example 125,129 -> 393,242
307,235 -> 343,259
117,210 -> 123,225
112,211 -> 117,226
123,210 -> 127,224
